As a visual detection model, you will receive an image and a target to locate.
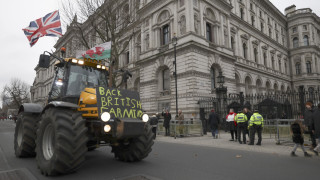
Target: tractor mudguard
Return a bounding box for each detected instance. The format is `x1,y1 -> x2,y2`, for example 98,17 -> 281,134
19,103 -> 44,114
42,101 -> 79,112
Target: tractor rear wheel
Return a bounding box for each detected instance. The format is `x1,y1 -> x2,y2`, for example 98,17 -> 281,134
112,124 -> 154,162
36,108 -> 88,176
14,112 -> 39,157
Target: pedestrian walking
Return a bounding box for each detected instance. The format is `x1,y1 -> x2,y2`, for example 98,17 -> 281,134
162,109 -> 171,136
226,109 -> 237,141
234,110 -> 248,144
311,104 -> 320,155
303,102 -> 317,148
290,120 -> 311,157
209,109 -> 220,139
248,109 -> 264,146
177,110 -> 185,137
150,114 -> 159,139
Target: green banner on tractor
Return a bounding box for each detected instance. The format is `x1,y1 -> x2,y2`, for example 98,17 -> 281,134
96,87 -> 143,119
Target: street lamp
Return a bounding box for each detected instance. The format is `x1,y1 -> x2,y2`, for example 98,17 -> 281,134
172,34 -> 178,118
217,71 -> 225,88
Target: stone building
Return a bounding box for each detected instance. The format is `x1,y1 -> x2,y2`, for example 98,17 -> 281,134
31,0 -> 320,119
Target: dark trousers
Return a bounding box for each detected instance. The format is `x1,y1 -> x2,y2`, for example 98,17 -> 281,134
237,123 -> 247,143
152,127 -> 157,139
249,125 -> 263,145
165,127 -> 170,136
305,129 -> 317,147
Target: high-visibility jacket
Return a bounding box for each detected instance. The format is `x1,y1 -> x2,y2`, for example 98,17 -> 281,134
249,113 -> 264,127
234,113 -> 248,123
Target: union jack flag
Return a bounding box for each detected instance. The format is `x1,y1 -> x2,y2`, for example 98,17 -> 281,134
23,10 -> 62,47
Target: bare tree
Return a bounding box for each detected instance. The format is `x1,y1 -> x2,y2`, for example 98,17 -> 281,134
61,0 -> 140,87
1,78 -> 31,110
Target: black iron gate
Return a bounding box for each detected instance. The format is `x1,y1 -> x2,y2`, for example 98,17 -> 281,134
199,90 -> 320,132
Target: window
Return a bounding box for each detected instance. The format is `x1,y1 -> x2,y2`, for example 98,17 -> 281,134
210,68 -> 216,89
275,23 -> 277,29
263,53 -> 267,66
251,16 -> 255,27
250,3 -> 253,10
276,33 -> 279,42
292,27 -> 297,33
254,48 -> 258,63
126,51 -> 130,65
163,68 -> 170,91
269,28 -> 272,37
268,17 -> 270,24
285,62 -> 287,74
260,23 -> 264,32
278,60 -> 281,72
303,25 -> 307,31
293,37 -> 299,48
271,56 -> 275,69
206,23 -> 212,42
243,43 -> 247,59
306,61 -> 312,74
296,63 -> 301,75
259,11 -> 262,17
304,35 -> 309,46
231,36 -> 235,50
240,8 -> 244,20
162,25 -> 170,45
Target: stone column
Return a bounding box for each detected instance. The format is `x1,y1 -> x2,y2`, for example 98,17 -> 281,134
298,26 -> 303,47
312,53 -> 317,73
186,0 -> 194,33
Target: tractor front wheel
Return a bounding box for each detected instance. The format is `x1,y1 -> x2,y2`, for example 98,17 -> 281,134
36,108 -> 88,176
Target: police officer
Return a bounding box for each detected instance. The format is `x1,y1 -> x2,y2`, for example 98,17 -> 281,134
248,109 -> 264,146
234,110 -> 248,144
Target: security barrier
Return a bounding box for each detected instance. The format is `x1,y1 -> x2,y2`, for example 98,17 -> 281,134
156,119 -> 203,139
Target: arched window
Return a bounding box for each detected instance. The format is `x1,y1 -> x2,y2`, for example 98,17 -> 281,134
206,23 -> 212,42
251,16 -> 255,27
162,24 -> 170,45
163,68 -> 170,91
278,60 -> 282,72
243,43 -> 247,59
271,56 -> 275,69
263,52 -> 267,66
306,61 -> 312,74
210,68 -> 216,89
254,48 -> 258,63
304,35 -> 309,46
296,63 -> 301,75
293,37 -> 299,48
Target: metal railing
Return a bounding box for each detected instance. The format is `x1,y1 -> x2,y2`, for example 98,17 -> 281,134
156,119 -> 203,139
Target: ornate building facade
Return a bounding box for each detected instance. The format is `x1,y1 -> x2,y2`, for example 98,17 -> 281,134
31,0 -> 320,118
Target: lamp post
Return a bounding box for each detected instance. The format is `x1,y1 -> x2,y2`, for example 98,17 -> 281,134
216,71 -> 227,116
172,34 -> 178,118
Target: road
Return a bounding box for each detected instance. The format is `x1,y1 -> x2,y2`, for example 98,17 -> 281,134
0,120 -> 319,180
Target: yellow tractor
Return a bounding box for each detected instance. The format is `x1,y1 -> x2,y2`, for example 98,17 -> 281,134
14,51 -> 154,176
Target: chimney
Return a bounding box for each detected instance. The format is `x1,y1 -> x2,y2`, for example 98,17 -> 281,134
285,5 -> 296,15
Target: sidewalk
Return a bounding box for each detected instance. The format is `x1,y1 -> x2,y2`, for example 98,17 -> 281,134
155,132 -> 319,157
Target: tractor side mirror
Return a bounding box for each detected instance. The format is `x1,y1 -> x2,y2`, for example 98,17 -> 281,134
39,54 -> 50,68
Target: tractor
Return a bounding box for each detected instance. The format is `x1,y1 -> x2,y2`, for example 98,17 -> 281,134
14,51 -> 154,176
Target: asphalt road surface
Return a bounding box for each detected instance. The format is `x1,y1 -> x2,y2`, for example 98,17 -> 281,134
0,120 -> 319,180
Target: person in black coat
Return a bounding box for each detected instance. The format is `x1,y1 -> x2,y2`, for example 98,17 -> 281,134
312,104 -> 320,154
150,114 -> 159,139
290,120 -> 311,157
303,102 -> 317,148
208,109 -> 220,139
244,108 -> 252,139
162,109 -> 171,136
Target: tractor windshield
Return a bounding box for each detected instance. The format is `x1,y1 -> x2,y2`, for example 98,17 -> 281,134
66,65 -> 108,96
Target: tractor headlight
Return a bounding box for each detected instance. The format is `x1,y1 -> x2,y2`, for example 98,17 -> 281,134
142,114 -> 149,122
97,65 -> 101,69
101,112 -> 111,122
104,125 -> 111,133
78,60 -> 84,65
102,66 -> 106,70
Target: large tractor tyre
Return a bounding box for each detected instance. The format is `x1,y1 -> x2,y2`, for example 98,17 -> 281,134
14,112 -> 39,157
36,108 -> 88,176
112,124 -> 154,162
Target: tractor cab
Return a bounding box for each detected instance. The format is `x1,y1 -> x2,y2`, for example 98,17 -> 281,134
39,54 -> 109,105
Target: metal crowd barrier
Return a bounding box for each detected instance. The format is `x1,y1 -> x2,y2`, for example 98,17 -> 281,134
156,119 -> 203,139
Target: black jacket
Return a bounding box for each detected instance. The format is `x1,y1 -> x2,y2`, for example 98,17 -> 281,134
208,112 -> 220,129
162,112 -> 171,128
304,109 -> 314,127
245,112 -> 253,122
312,109 -> 320,137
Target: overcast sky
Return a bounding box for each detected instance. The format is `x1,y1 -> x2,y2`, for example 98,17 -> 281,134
0,0 -> 319,107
